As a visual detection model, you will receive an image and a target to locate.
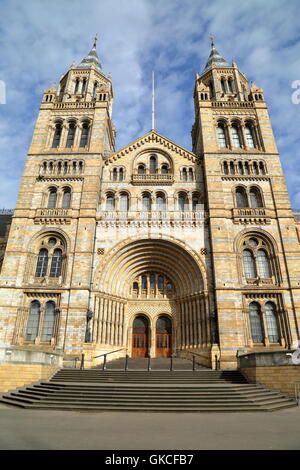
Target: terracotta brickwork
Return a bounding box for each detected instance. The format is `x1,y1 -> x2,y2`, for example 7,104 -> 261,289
0,364 -> 58,393
0,40 -> 299,370
241,366 -> 300,397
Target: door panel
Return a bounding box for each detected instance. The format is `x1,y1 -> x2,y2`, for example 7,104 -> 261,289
132,316 -> 149,357
156,316 -> 172,357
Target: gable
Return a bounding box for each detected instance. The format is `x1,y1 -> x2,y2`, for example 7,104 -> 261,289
104,130 -> 198,166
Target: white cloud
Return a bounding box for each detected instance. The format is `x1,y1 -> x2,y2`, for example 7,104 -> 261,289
0,0 -> 299,208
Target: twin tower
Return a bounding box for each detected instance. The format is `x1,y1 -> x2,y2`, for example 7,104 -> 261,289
0,39 -> 299,369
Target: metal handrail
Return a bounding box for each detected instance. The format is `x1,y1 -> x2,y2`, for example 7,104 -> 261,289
176,349 -> 220,370
93,348 -> 127,359
294,381 -> 300,405
177,349 -> 207,360
93,348 -> 128,371
73,356 -> 79,369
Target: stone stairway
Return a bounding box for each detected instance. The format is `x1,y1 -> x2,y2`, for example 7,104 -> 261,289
0,357 -> 296,412
102,357 -> 206,370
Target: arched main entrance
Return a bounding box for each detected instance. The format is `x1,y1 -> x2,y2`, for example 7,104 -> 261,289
94,238 -> 209,355
156,316 -> 172,357
132,315 -> 149,357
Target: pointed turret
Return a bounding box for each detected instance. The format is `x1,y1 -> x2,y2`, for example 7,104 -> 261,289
203,38 -> 230,73
76,35 -> 102,74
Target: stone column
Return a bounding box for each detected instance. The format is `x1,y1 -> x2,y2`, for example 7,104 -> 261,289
180,301 -> 185,348
97,297 -> 104,343
102,298 -> 108,344
60,122 -> 69,148
196,297 -> 202,347
107,299 -> 112,346
121,303 -> 126,347
261,307 -> 270,347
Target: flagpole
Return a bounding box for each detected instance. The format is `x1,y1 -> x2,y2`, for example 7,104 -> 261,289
152,71 -> 155,130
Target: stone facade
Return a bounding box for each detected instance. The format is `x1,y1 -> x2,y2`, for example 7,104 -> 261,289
0,40 -> 299,369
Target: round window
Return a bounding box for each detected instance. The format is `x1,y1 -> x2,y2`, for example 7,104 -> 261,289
48,237 -> 57,247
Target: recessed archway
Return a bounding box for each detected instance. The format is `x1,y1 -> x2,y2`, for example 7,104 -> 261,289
93,237 -> 209,355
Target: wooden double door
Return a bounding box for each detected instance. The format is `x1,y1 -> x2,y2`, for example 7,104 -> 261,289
132,315 -> 172,357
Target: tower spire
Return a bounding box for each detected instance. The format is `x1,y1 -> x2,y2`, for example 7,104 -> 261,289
76,36 -> 102,74
93,34 -> 98,48
203,37 -> 230,73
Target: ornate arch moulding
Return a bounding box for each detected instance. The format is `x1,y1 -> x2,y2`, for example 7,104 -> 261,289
93,235 -> 208,297
233,227 -> 279,253
27,226 -> 72,252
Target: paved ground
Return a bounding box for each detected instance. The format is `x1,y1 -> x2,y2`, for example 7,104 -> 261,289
0,404 -> 300,450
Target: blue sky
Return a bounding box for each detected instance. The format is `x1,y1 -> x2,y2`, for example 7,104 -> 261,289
0,0 -> 300,208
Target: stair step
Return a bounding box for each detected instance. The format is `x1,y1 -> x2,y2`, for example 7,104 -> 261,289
1,363 -> 296,413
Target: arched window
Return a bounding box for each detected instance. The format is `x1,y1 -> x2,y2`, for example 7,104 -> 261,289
41,301 -> 56,342
231,125 -> 241,147
62,188 -> 71,208
141,275 -> 147,290
93,81 -> 97,99
113,168 -> 118,181
221,78 -> 226,93
142,193 -> 151,211
119,168 -> 124,181
49,249 -> 62,278
245,125 -> 255,148
81,79 -> 87,94
236,187 -> 248,208
150,274 -> 155,289
243,249 -> 256,278
26,301 -> 41,341
249,302 -> 263,343
238,162 -> 244,175
161,165 -> 168,174
182,168 -> 187,181
106,193 -> 114,211
253,161 -> 259,175
57,162 -> 62,175
223,161 -> 229,175
120,192 -> 129,211
35,249 -> 48,277
133,282 -> 139,291
244,162 -> 250,175
158,275 -> 164,290
79,121 -> 90,147
229,161 -> 235,175
188,168 -> 194,182
178,192 -> 188,211
138,164 -> 145,174
150,155 -> 157,174
228,78 -> 234,93
74,78 -> 80,94
265,302 -> 279,342
250,187 -> 263,208
217,124 -> 227,147
192,193 -> 200,210
259,161 -> 266,175
156,192 -> 166,211
48,188 -> 57,208
52,123 -> 62,148
66,122 -> 76,148
257,249 -> 271,278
